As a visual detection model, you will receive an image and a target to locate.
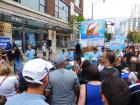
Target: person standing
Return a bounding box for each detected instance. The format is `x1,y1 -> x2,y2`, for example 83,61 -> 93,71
68,49 -> 74,61
75,41 -> 82,59
0,64 -> 19,98
128,62 -> 140,105
101,75 -> 130,105
25,45 -> 35,61
48,47 -> 52,60
78,65 -> 103,105
5,58 -> 53,105
100,52 -> 119,81
6,47 -> 14,66
90,47 -> 100,65
47,56 -> 80,105
13,47 -> 23,73
42,44 -> 47,60
59,49 -> 67,60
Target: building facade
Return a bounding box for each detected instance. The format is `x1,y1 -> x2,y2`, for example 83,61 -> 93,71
105,17 -> 128,40
128,4 -> 140,32
0,0 -> 83,52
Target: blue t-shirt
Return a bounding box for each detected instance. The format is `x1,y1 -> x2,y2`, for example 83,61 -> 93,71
68,51 -> 74,61
25,49 -> 35,60
59,52 -> 68,60
5,92 -> 48,105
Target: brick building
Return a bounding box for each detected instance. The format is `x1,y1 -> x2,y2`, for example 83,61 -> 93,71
0,0 -> 83,52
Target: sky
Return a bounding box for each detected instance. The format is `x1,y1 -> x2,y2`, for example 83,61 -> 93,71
83,0 -> 140,19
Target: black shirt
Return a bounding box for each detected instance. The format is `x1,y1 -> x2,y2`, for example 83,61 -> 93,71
100,67 -> 119,81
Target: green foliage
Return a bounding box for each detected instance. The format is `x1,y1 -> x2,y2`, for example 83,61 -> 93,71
69,15 -> 76,33
127,31 -> 140,43
76,16 -> 84,22
127,31 -> 134,42
69,15 -> 84,33
104,31 -> 112,42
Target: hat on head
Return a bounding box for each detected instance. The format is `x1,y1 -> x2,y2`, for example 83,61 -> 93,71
22,58 -> 53,84
54,56 -> 66,65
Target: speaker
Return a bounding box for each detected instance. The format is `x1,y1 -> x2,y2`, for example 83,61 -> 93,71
47,40 -> 52,47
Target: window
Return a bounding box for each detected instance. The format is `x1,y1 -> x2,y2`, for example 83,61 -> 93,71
75,0 -> 80,7
13,0 -> 20,3
55,0 -> 69,21
39,0 -> 45,13
74,11 -> 79,16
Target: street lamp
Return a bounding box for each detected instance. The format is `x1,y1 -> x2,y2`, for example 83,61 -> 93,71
92,0 -> 106,19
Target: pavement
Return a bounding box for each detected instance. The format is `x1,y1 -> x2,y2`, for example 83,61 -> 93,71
23,48 -> 62,63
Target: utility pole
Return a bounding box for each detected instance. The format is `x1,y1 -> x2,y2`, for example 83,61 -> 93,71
91,0 -> 105,19
92,2 -> 93,19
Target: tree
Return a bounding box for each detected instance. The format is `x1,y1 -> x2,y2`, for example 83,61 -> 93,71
127,31 -> 135,42
104,31 -> 112,42
76,16 -> 84,22
133,32 -> 140,43
127,31 -> 140,43
69,15 -> 84,33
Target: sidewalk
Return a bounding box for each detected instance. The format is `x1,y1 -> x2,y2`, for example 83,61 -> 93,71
23,48 -> 62,63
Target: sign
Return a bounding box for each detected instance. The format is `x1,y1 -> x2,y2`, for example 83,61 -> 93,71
80,19 -> 105,39
109,41 -> 125,51
0,38 -> 10,49
80,38 -> 104,47
11,16 -> 22,23
80,19 -> 105,48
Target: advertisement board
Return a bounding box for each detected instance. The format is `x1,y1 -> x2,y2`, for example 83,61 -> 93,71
109,41 -> 125,51
80,19 -> 105,49
0,38 -> 10,50
80,19 -> 105,39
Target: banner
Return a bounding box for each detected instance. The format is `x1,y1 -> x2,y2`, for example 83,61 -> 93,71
80,38 -> 104,47
0,38 -> 10,49
80,19 -> 105,39
109,41 -> 125,51
80,19 -> 105,49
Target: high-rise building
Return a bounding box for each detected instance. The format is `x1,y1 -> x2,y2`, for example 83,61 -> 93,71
128,4 -> 140,32
0,0 -> 83,52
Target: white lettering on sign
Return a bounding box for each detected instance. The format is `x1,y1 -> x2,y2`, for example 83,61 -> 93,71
11,17 -> 22,22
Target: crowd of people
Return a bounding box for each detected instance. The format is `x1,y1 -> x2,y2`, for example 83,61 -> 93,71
0,43 -> 140,105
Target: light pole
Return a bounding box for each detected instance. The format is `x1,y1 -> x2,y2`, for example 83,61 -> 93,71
91,0 -> 106,19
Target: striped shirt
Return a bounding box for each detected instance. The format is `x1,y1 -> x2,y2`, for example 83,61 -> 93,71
129,83 -> 140,105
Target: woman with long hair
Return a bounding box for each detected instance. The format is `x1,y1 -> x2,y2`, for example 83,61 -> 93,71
14,47 -> 23,73
78,64 -> 103,105
0,64 -> 19,98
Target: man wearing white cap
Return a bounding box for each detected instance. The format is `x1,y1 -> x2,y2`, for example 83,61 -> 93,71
5,58 -> 53,105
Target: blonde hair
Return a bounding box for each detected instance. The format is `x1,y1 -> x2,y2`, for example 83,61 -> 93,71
0,64 -> 12,75
114,57 -> 120,66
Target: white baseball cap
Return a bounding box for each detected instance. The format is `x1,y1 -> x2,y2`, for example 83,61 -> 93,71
22,58 -> 53,84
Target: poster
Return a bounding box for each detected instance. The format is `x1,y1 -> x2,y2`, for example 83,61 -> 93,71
80,19 -> 105,39
80,19 -> 105,49
109,41 -> 125,51
0,38 -> 10,49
